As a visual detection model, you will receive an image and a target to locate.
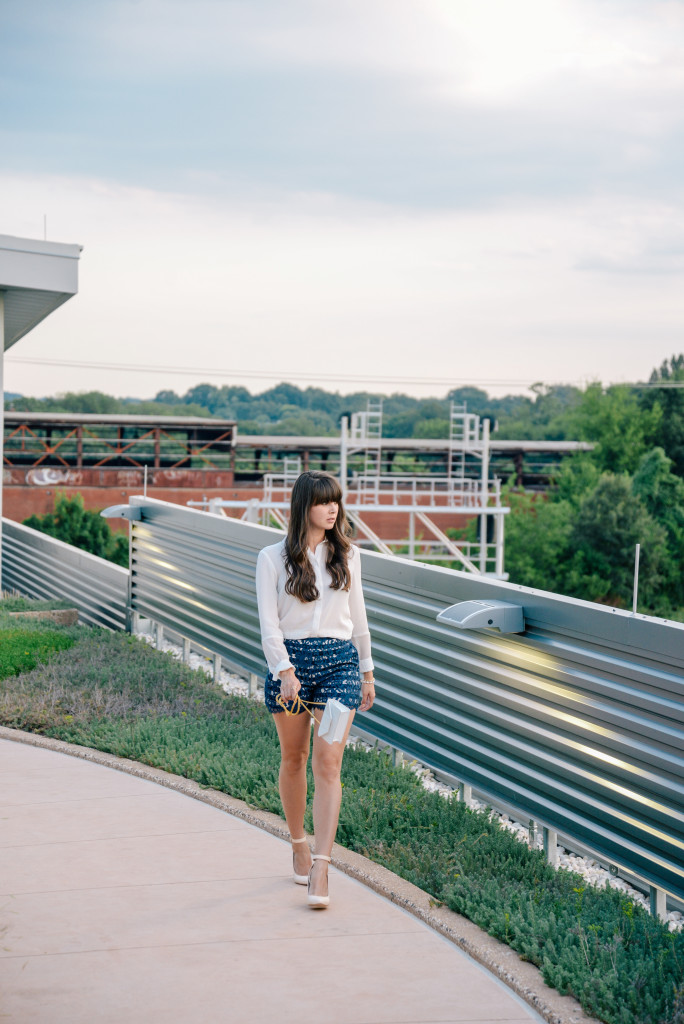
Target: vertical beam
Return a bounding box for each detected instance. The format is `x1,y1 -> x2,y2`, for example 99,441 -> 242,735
339,416 -> 348,501
458,782 -> 472,806
409,510 -> 415,560
479,417 -> 491,573
0,293 -> 4,589
649,886 -> 667,922
543,827 -> 559,868
495,509 -> 505,577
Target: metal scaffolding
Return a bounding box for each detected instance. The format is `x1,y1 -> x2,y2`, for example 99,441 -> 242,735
192,400 -> 509,578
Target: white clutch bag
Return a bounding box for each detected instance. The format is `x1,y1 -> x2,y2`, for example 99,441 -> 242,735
317,698 -> 351,745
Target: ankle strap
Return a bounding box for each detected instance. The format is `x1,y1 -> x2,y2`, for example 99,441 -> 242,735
312,854 -> 331,862
290,836 -> 309,844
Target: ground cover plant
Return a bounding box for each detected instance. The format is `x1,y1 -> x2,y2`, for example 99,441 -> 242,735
0,598 -> 78,681
1,621 -> 682,1024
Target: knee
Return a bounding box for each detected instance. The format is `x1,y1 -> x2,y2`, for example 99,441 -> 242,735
312,753 -> 343,786
281,748 -> 309,775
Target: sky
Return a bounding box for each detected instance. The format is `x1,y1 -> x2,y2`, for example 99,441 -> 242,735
1,0 -> 683,401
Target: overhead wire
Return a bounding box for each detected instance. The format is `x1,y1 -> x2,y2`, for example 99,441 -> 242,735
5,355 -> 684,389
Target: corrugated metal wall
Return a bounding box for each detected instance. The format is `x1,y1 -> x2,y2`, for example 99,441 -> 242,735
1,518 -> 128,630
128,497 -> 684,902
4,499 -> 683,902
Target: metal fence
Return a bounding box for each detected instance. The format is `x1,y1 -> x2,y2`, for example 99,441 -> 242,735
3,498 -> 684,908
1,518 -> 129,630
126,496 -> 684,905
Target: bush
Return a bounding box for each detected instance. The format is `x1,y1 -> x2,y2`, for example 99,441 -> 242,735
1,627 -> 682,1024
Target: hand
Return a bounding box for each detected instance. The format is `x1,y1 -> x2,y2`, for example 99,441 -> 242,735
359,678 -> 375,712
279,668 -> 301,702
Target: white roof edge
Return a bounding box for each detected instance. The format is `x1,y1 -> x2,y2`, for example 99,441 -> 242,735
0,234 -> 83,260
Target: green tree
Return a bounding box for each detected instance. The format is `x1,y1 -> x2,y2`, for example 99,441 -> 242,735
566,474 -> 667,609
566,383 -> 661,474
632,447 -> 684,612
500,491 -> 574,594
23,494 -> 128,567
640,354 -> 684,477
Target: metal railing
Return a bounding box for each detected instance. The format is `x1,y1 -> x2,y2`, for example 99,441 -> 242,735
125,496 -> 684,906
1,518 -> 129,630
4,499 -> 684,910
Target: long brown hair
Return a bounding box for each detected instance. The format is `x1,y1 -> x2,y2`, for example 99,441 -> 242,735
284,471 -> 352,602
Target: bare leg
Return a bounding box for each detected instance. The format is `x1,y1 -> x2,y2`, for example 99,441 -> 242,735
309,709 -> 356,897
273,711 -> 313,877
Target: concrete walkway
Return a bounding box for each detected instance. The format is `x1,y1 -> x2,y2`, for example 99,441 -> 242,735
0,738 -> 544,1024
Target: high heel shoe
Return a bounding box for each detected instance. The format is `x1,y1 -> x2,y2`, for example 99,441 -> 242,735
307,854 -> 331,909
291,836 -> 311,885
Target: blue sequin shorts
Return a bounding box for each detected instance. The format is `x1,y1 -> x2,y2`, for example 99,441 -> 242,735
265,637 -> 361,714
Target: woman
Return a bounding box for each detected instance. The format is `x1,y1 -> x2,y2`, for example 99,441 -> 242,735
255,470 -> 375,909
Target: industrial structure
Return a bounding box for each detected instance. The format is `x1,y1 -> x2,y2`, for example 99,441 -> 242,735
3,403 -> 593,578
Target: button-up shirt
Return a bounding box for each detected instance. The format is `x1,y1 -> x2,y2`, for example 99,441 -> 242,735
256,538 -> 374,680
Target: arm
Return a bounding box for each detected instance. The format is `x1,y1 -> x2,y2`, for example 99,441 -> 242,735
348,546 -> 374,676
255,548 -> 294,680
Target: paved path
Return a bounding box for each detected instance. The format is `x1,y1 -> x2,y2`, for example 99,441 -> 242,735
0,738 -> 543,1024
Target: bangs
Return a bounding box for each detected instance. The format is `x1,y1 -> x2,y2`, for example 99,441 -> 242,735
311,475 -> 342,505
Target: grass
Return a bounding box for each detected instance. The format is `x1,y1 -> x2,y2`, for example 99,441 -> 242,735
1,609 -> 682,1024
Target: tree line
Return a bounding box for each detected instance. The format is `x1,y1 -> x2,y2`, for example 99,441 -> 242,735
10,355 -> 684,619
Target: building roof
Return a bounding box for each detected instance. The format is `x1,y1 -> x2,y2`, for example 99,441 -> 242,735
0,234 -> 82,350
4,412 -> 236,428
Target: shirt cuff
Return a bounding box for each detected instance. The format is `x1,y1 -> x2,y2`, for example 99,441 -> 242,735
271,657 -> 294,680
358,657 -> 374,673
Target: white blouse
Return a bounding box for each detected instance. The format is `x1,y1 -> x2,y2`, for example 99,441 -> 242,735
255,538 -> 374,680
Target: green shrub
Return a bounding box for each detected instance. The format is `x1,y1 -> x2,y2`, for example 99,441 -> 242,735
1,627 -> 682,1024
0,628 -> 75,681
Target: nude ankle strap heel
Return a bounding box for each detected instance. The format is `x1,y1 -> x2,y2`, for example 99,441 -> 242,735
290,836 -> 310,886
307,854 -> 331,909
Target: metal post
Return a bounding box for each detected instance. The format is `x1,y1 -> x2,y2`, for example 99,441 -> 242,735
543,827 -> 559,868
479,417 -> 490,573
0,294 -> 4,588
213,652 -> 222,683
182,637 -> 191,664
409,511 -> 415,560
339,416 -> 348,501
155,621 -> 164,648
649,886 -> 667,921
248,672 -> 259,697
632,543 -> 641,614
391,747 -> 404,768
494,507 -> 504,577
144,464 -> 148,497
458,782 -> 472,806
528,819 -> 538,848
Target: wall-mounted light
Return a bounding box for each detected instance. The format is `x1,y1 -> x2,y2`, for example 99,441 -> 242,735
437,599 -> 525,634
100,504 -> 142,521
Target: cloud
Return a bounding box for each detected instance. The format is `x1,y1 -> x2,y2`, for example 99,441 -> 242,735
1,172 -> 682,400
2,0 -> 684,210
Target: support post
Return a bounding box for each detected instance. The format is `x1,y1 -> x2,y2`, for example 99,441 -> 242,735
213,652 -> 222,684
494,510 -> 505,577
339,416 -> 348,502
155,621 -> 164,648
479,417 -> 490,574
248,672 -> 259,696
391,747 -> 404,768
0,294 -> 4,588
409,510 -> 415,560
543,827 -> 559,868
458,782 -> 472,806
528,819 -> 538,848
182,637 -> 191,664
649,886 -> 667,922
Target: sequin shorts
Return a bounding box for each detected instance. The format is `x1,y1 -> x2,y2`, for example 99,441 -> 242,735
265,637 -> 361,714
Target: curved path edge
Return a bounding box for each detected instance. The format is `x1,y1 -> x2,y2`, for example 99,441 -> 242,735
0,725 -> 601,1024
